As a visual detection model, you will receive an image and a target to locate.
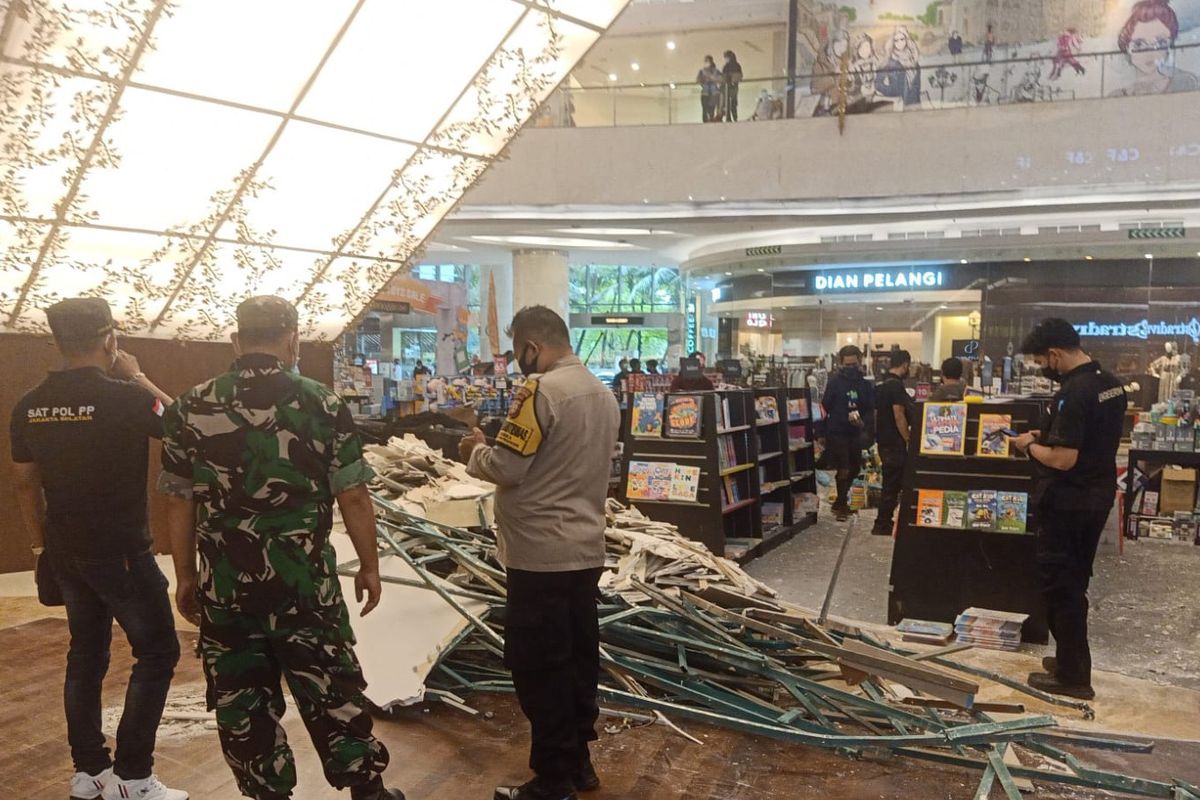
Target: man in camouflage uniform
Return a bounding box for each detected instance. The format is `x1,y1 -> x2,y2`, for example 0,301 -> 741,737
159,296 -> 403,800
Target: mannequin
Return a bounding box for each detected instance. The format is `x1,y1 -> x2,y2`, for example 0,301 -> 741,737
1149,341 -> 1183,402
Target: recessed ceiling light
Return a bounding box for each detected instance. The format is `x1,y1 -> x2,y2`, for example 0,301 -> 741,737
669,82 -> 676,89
631,61 -> 640,71
1144,253 -> 1153,259
608,72 -> 618,81
470,235 -> 639,249
720,196 -> 726,201
1085,255 -> 1094,260
876,306 -> 884,311
724,271 -> 732,276
687,195 -> 694,201
756,268 -> 765,272
959,259 -> 968,264
1023,257 -> 1032,262
666,40 -> 676,50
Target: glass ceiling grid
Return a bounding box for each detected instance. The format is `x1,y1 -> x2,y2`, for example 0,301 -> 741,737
0,0 -> 629,340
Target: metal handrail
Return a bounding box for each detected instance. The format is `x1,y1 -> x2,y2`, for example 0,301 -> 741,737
567,42 -> 1200,92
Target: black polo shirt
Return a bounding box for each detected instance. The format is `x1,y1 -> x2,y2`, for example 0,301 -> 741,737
10,367 -> 165,557
874,373 -> 914,448
1036,360 -> 1125,509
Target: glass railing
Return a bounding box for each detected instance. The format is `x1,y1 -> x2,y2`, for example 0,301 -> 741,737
530,44 -> 1200,128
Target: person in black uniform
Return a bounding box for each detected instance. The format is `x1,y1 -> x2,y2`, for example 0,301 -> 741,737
9,298 -> 187,800
1011,318 -> 1125,700
872,350 -> 914,536
821,345 -> 875,521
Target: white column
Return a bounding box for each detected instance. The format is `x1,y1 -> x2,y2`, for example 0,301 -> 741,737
512,249 -> 570,322
479,262 -> 514,359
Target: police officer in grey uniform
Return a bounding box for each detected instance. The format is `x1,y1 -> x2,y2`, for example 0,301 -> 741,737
459,306 -> 620,800
1012,318 -> 1125,700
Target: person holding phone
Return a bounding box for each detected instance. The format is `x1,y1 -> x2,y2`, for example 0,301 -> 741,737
1010,319 -> 1125,700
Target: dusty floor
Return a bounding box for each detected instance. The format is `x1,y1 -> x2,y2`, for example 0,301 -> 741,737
746,509 -> 1200,692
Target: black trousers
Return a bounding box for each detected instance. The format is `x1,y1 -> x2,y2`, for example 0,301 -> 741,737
725,83 -> 739,120
504,567 -> 603,787
53,549 -> 180,779
874,442 -> 907,531
1037,499 -> 1110,685
825,433 -> 863,507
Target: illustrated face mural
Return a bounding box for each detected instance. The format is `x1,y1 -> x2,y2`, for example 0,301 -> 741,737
1128,18 -> 1175,73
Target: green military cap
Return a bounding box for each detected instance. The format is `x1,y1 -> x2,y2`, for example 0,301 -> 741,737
45,297 -> 118,340
236,295 -> 299,333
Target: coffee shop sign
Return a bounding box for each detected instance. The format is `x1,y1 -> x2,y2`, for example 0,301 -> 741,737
1074,318 -> 1200,344
815,269 -> 945,292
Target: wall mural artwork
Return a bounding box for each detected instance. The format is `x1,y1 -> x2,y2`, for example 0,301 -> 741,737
800,0 -> 1200,117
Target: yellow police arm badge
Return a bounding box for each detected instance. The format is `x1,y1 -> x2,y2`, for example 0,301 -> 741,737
496,378 -> 543,457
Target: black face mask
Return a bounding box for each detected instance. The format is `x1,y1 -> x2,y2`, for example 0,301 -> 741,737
518,344 -> 539,376
842,365 -> 861,377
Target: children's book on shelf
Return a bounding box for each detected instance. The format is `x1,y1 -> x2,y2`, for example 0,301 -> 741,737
755,395 -> 780,423
718,434 -> 742,471
630,392 -> 664,438
943,491 -> 968,528
996,491 -> 1029,533
626,461 -> 653,500
787,397 -> 809,421
664,394 -> 703,438
916,489 -> 945,527
919,402 -> 969,455
977,413 -> 1013,458
667,465 -> 702,502
761,502 -> 785,527
721,475 -> 744,506
649,462 -> 675,499
967,489 -> 997,530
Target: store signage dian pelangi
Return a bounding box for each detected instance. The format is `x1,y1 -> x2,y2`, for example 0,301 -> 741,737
745,311 -> 774,328
815,269 -> 945,292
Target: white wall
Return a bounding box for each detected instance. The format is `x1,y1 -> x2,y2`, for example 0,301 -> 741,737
464,93 -> 1200,207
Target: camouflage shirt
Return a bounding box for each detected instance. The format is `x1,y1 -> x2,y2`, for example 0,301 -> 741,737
158,353 -> 374,612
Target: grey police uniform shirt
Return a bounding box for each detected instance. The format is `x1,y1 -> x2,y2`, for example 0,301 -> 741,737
467,354 -> 620,572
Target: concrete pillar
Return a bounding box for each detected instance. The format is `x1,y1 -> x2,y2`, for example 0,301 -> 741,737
479,262 -> 514,359
512,249 -> 570,323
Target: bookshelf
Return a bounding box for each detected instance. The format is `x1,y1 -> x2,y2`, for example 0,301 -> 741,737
620,389 -> 763,560
752,387 -> 820,554
886,399 -> 1048,644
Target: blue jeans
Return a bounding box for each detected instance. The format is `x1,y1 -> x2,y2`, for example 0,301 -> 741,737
52,548 -> 180,779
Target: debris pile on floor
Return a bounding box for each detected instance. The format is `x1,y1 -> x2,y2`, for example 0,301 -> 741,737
334,438 -> 1197,800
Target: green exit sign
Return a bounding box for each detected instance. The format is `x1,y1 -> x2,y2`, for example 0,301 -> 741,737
1128,228 -> 1186,240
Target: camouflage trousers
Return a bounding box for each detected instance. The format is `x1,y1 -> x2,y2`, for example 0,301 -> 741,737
199,600 -> 389,799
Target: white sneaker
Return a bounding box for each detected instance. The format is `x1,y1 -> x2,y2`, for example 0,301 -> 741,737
100,775 -> 188,800
70,768 -> 113,800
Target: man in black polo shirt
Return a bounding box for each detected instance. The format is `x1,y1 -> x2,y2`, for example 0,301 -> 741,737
1012,318 -> 1125,700
10,298 -> 186,800
872,350 -> 914,536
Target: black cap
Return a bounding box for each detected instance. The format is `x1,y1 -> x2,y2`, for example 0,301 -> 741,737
45,297 -> 117,341
236,295 -> 299,334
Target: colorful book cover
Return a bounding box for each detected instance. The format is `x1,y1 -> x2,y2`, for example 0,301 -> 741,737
967,489 -> 998,530
1142,490 -> 1159,516
667,465 -> 701,502
755,395 -> 780,423
630,392 -> 664,438
977,413 -> 1013,458
944,491 -> 968,528
761,502 -> 785,527
996,491 -> 1029,533
648,462 -> 675,500
916,489 -> 945,528
920,402 -> 969,456
626,372 -> 648,393
625,461 -> 653,500
786,398 -> 809,420
665,394 -> 703,438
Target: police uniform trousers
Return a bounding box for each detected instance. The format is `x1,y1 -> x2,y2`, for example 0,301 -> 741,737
1036,493 -> 1111,686
199,597 -> 389,800
504,567 -> 603,787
